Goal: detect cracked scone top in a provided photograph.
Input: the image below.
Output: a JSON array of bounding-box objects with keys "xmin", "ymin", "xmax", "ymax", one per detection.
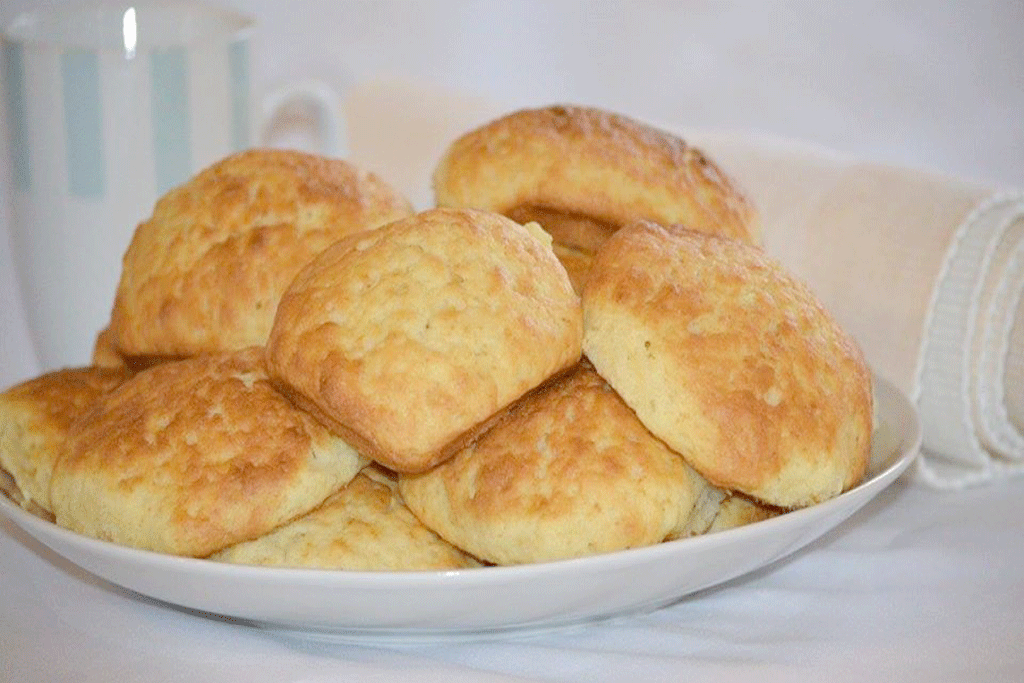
[
  {"xmin": 49, "ymin": 348, "xmax": 366, "ymax": 557},
  {"xmin": 582, "ymin": 221, "xmax": 873, "ymax": 508},
  {"xmin": 108, "ymin": 148, "xmax": 414, "ymax": 359},
  {"xmin": 266, "ymin": 207, "xmax": 583, "ymax": 474}
]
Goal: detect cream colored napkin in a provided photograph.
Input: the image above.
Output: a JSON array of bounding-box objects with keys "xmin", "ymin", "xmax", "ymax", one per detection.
[
  {"xmin": 344, "ymin": 79, "xmax": 509, "ymax": 210},
  {"xmin": 694, "ymin": 134, "xmax": 1024, "ymax": 489},
  {"xmin": 343, "ymin": 80, "xmax": 1024, "ymax": 489}
]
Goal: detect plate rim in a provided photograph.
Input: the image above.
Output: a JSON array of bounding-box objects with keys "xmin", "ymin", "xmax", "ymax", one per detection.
[{"xmin": 0, "ymin": 372, "xmax": 921, "ymax": 637}]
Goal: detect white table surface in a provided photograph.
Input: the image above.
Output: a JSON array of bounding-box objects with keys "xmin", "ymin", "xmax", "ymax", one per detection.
[{"xmin": 2, "ymin": 2, "xmax": 1023, "ymax": 681}]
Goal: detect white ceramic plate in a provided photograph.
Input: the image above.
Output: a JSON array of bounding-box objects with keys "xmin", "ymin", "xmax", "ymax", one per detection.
[{"xmin": 0, "ymin": 374, "xmax": 920, "ymax": 644}]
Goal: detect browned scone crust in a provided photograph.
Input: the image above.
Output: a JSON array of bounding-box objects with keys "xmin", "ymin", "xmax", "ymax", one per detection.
[
  {"xmin": 432, "ymin": 105, "xmax": 760, "ymax": 290},
  {"xmin": 91, "ymin": 326, "xmax": 126, "ymax": 369},
  {"xmin": 266, "ymin": 207, "xmax": 583, "ymax": 474},
  {"xmin": 0, "ymin": 366, "xmax": 131, "ymax": 513},
  {"xmin": 399, "ymin": 361, "xmax": 723, "ymax": 565},
  {"xmin": 49, "ymin": 348, "xmax": 366, "ymax": 557},
  {"xmin": 211, "ymin": 466, "xmax": 480, "ymax": 571},
  {"xmin": 582, "ymin": 222, "xmax": 873, "ymax": 508},
  {"xmin": 108, "ymin": 149, "xmax": 414, "ymax": 358},
  {"xmin": 92, "ymin": 326, "xmax": 175, "ymax": 373}
]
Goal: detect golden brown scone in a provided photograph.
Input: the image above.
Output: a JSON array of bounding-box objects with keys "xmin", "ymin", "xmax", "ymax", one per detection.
[
  {"xmin": 399, "ymin": 361, "xmax": 724, "ymax": 565},
  {"xmin": 211, "ymin": 466, "xmax": 480, "ymax": 571},
  {"xmin": 706, "ymin": 494, "xmax": 781, "ymax": 533},
  {"xmin": 108, "ymin": 149, "xmax": 414, "ymax": 358},
  {"xmin": 0, "ymin": 366, "xmax": 130, "ymax": 513},
  {"xmin": 582, "ymin": 222, "xmax": 873, "ymax": 508},
  {"xmin": 432, "ymin": 105, "xmax": 760, "ymax": 291},
  {"xmin": 49, "ymin": 348, "xmax": 366, "ymax": 557},
  {"xmin": 266, "ymin": 207, "xmax": 583, "ymax": 474}
]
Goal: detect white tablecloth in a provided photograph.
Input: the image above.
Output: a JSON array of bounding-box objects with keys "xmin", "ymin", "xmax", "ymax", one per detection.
[
  {"xmin": 2, "ymin": 2, "xmax": 1023, "ymax": 681},
  {"xmin": 4, "ymin": 476, "xmax": 1022, "ymax": 682}
]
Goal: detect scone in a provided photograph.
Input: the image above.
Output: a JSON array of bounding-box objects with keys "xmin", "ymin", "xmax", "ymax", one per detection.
[
  {"xmin": 266, "ymin": 207, "xmax": 582, "ymax": 473},
  {"xmin": 399, "ymin": 361, "xmax": 724, "ymax": 565},
  {"xmin": 706, "ymin": 495, "xmax": 781, "ymax": 533},
  {"xmin": 91, "ymin": 326, "xmax": 126, "ymax": 369},
  {"xmin": 49, "ymin": 348, "xmax": 366, "ymax": 557},
  {"xmin": 91, "ymin": 326, "xmax": 166, "ymax": 372},
  {"xmin": 432, "ymin": 104, "xmax": 759, "ymax": 291},
  {"xmin": 108, "ymin": 148, "xmax": 414, "ymax": 360},
  {"xmin": 582, "ymin": 221, "xmax": 873, "ymax": 508},
  {"xmin": 0, "ymin": 366, "xmax": 130, "ymax": 513},
  {"xmin": 212, "ymin": 466, "xmax": 480, "ymax": 571}
]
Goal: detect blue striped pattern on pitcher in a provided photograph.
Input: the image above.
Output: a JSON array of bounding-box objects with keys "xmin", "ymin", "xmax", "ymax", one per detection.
[{"xmin": 2, "ymin": 37, "xmax": 252, "ymax": 198}]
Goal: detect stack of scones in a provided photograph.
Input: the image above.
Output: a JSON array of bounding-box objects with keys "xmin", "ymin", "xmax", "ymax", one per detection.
[{"xmin": 0, "ymin": 106, "xmax": 873, "ymax": 569}]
